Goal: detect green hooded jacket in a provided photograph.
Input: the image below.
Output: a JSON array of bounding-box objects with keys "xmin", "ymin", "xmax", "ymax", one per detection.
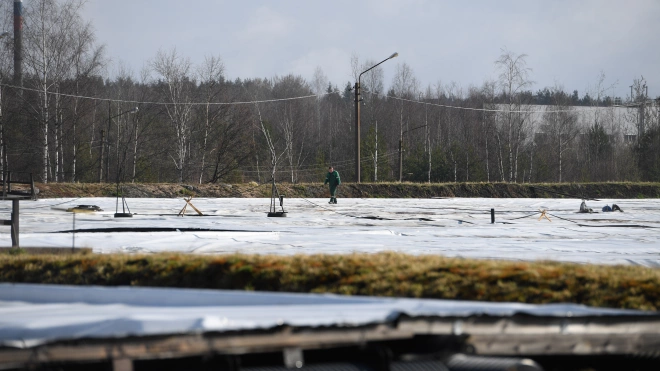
[{"xmin": 324, "ymin": 170, "xmax": 341, "ymax": 187}]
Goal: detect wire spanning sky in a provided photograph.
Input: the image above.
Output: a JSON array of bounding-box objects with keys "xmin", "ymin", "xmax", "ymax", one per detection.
[{"xmin": 81, "ymin": 0, "xmax": 659, "ymax": 99}]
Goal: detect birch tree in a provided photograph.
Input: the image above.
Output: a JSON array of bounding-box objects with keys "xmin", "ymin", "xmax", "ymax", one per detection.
[
  {"xmin": 311, "ymin": 66, "xmax": 327, "ymax": 143},
  {"xmin": 542, "ymin": 87, "xmax": 578, "ymax": 182},
  {"xmin": 196, "ymin": 54, "xmax": 225, "ymax": 183},
  {"xmin": 151, "ymin": 48, "xmax": 193, "ymax": 183},
  {"xmin": 495, "ymin": 48, "xmax": 533, "ymax": 182},
  {"xmin": 66, "ymin": 18, "xmax": 104, "ymax": 182},
  {"xmin": 391, "ymin": 63, "xmax": 418, "ymax": 180},
  {"xmin": 23, "ymin": 0, "xmax": 90, "ymax": 182},
  {"xmin": 358, "ymin": 59, "xmax": 385, "ymax": 181},
  {"xmin": 0, "ymin": 1, "xmax": 13, "ymax": 174},
  {"xmin": 272, "ymin": 74, "xmax": 312, "ymax": 183}
]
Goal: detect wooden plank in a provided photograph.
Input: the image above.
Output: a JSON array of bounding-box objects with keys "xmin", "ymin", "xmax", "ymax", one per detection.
[{"xmin": 0, "ymin": 325, "xmax": 415, "ymax": 366}]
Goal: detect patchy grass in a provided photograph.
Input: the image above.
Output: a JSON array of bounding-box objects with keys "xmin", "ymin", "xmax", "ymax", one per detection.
[{"xmin": 1, "ymin": 252, "xmax": 660, "ymax": 310}]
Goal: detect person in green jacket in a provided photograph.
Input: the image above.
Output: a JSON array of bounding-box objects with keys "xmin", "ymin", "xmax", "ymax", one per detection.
[{"xmin": 324, "ymin": 166, "xmax": 341, "ymax": 204}]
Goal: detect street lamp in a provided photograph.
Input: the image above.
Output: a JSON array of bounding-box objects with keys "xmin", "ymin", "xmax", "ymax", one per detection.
[
  {"xmin": 399, "ymin": 124, "xmax": 426, "ymax": 182},
  {"xmin": 355, "ymin": 52, "xmax": 398, "ymax": 183}
]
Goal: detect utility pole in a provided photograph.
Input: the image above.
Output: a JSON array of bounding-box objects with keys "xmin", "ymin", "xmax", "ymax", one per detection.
[
  {"xmin": 354, "ymin": 81, "xmax": 361, "ymax": 183},
  {"xmin": 106, "ymin": 101, "xmax": 111, "ymax": 182},
  {"xmin": 98, "ymin": 130, "xmax": 104, "ymax": 182},
  {"xmin": 13, "ymin": 0, "xmax": 22, "ymax": 87}
]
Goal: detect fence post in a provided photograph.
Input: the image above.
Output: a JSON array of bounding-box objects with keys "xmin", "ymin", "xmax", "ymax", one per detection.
[{"xmin": 11, "ymin": 199, "xmax": 19, "ymax": 247}]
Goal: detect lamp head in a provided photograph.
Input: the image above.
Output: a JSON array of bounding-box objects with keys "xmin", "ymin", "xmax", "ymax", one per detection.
[{"xmin": 389, "ymin": 52, "xmax": 399, "ymax": 59}]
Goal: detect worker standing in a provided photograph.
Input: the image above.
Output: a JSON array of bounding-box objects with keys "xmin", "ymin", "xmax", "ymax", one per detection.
[{"xmin": 324, "ymin": 166, "xmax": 341, "ymax": 204}]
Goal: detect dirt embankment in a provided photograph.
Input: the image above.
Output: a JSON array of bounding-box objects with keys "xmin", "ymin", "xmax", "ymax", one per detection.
[{"xmin": 33, "ymin": 182, "xmax": 660, "ymax": 199}]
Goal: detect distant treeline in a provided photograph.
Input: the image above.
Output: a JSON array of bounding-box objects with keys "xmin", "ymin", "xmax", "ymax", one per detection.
[{"xmin": 0, "ymin": 0, "xmax": 659, "ymax": 185}]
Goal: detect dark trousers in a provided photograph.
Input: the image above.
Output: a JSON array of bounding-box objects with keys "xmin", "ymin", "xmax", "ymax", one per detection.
[{"xmin": 329, "ymin": 185, "xmax": 337, "ymax": 197}]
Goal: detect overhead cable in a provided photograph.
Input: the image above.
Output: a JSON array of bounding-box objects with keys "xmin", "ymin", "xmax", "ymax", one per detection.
[{"xmin": 0, "ymin": 83, "xmax": 327, "ymax": 106}]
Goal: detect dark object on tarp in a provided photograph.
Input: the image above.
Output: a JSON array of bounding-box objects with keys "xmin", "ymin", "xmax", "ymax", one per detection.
[
  {"xmin": 579, "ymin": 200, "xmax": 593, "ymax": 213},
  {"xmin": 602, "ymin": 204, "xmax": 624, "ymax": 212},
  {"xmin": 67, "ymin": 205, "xmax": 103, "ymax": 213}
]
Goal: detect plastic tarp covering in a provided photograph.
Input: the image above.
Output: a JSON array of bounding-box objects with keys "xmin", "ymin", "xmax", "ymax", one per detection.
[
  {"xmin": 1, "ymin": 197, "xmax": 659, "ymax": 266},
  {"xmin": 1, "ymin": 283, "xmax": 656, "ymax": 349}
]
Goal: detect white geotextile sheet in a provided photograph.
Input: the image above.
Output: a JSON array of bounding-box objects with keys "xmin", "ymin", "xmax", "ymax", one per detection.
[
  {"xmin": 0, "ymin": 283, "xmax": 654, "ymax": 349},
  {"xmin": 0, "ymin": 197, "xmax": 659, "ymax": 265},
  {"xmin": 0, "ymin": 198, "xmax": 660, "ymax": 267}
]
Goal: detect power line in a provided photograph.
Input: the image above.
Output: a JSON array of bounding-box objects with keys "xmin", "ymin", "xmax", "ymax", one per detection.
[
  {"xmin": 1, "ymin": 82, "xmax": 621, "ymax": 114},
  {"xmin": 0, "ymin": 83, "xmax": 328, "ymax": 106},
  {"xmin": 376, "ymin": 92, "xmax": 620, "ymax": 114}
]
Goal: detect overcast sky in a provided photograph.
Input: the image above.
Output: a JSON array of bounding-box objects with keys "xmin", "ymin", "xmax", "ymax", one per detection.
[{"xmin": 81, "ymin": 0, "xmax": 659, "ymax": 99}]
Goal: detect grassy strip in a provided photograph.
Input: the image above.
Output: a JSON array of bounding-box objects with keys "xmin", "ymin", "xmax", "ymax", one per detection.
[
  {"xmin": 1, "ymin": 252, "xmax": 659, "ymax": 310},
  {"xmin": 33, "ymin": 181, "xmax": 660, "ymax": 199}
]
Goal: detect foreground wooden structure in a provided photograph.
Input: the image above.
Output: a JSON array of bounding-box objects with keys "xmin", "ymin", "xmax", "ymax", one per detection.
[
  {"xmin": 1, "ymin": 311, "xmax": 659, "ymax": 370},
  {"xmin": 1, "ymin": 172, "xmax": 37, "ymax": 247}
]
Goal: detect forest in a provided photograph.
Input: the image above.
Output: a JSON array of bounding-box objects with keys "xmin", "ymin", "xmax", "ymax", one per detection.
[{"xmin": 0, "ymin": 0, "xmax": 659, "ymax": 185}]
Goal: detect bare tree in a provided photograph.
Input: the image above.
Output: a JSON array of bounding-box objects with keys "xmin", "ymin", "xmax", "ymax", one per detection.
[
  {"xmin": 391, "ymin": 62, "xmax": 419, "ymax": 180},
  {"xmin": 23, "ymin": 0, "xmax": 91, "ymax": 182},
  {"xmin": 480, "ymin": 80, "xmax": 497, "ymax": 182},
  {"xmin": 358, "ymin": 58, "xmax": 385, "ymax": 181},
  {"xmin": 272, "ymin": 74, "xmax": 313, "ymax": 183},
  {"xmin": 495, "ymin": 48, "xmax": 533, "ymax": 182},
  {"xmin": 151, "ymin": 47, "xmax": 193, "ymax": 183},
  {"xmin": 542, "ymin": 86, "xmax": 578, "ymax": 182},
  {"xmin": 67, "ymin": 20, "xmax": 105, "ymax": 181},
  {"xmin": 311, "ymin": 66, "xmax": 328, "ymax": 143},
  {"xmin": 246, "ymin": 82, "xmax": 288, "ymax": 184},
  {"xmin": 0, "ymin": 1, "xmax": 14, "ymax": 175},
  {"xmin": 196, "ymin": 54, "xmax": 225, "ymax": 183}
]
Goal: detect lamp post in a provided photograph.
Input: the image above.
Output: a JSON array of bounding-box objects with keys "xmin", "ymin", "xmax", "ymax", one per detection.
[
  {"xmin": 355, "ymin": 52, "xmax": 398, "ymax": 183},
  {"xmin": 399, "ymin": 124, "xmax": 426, "ymax": 182}
]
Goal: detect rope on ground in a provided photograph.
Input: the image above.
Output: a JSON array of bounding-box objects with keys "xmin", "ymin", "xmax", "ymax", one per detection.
[
  {"xmin": 545, "ymin": 212, "xmax": 579, "ymax": 223},
  {"xmin": 504, "ymin": 211, "xmax": 542, "ymax": 221}
]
